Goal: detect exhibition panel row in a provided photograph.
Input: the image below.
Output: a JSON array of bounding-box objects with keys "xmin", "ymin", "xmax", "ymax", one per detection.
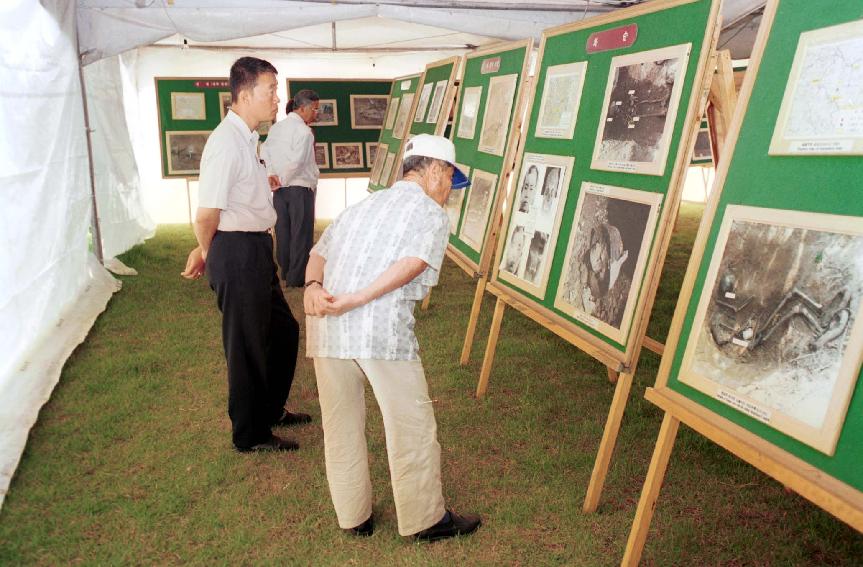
[
  {"xmin": 155, "ymin": 77, "xmax": 392, "ymax": 178},
  {"xmin": 625, "ymin": 2, "xmax": 862, "ymax": 562}
]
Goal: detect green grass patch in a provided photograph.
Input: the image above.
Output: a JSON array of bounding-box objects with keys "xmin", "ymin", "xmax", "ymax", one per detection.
[{"xmin": 1, "ymin": 205, "xmax": 861, "ymax": 565}]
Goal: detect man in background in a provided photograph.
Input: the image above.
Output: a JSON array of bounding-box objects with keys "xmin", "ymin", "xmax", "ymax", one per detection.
[
  {"xmin": 303, "ymin": 134, "xmax": 481, "ymax": 541},
  {"xmin": 181, "ymin": 57, "xmax": 309, "ymax": 453},
  {"xmin": 261, "ymin": 89, "xmax": 320, "ymax": 287}
]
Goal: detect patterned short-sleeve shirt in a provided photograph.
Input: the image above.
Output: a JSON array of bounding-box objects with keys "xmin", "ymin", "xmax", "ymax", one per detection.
[{"xmin": 306, "ymin": 181, "xmax": 450, "ymax": 361}]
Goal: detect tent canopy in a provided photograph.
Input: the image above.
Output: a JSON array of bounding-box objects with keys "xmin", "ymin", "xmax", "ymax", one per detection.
[{"xmin": 78, "ymin": 0, "xmax": 766, "ymax": 64}]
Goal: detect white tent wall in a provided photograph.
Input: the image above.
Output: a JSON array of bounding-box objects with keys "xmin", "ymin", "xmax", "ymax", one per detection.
[
  {"xmin": 83, "ymin": 55, "xmax": 156, "ymax": 259},
  {"xmin": 0, "ymin": 0, "xmax": 119, "ymax": 506},
  {"xmin": 126, "ymin": 45, "xmax": 469, "ymax": 223}
]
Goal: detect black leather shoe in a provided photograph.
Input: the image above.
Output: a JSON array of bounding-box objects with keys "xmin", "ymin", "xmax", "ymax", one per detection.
[
  {"xmin": 413, "ymin": 510, "xmax": 481, "ymax": 542},
  {"xmin": 235, "ymin": 434, "xmax": 299, "ymax": 453},
  {"xmin": 275, "ymin": 411, "xmax": 312, "ymax": 427},
  {"xmin": 344, "ymin": 514, "xmax": 374, "ymax": 537}
]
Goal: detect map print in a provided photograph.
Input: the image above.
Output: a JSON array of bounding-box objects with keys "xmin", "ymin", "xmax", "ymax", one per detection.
[{"xmin": 770, "ymin": 20, "xmax": 863, "ymax": 155}]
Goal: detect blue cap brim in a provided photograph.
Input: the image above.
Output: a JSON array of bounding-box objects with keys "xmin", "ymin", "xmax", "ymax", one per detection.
[{"xmin": 451, "ymin": 166, "xmax": 470, "ymax": 189}]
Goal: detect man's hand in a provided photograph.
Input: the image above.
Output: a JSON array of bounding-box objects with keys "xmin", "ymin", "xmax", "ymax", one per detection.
[
  {"xmin": 304, "ymin": 284, "xmax": 334, "ymax": 316},
  {"xmin": 181, "ymin": 246, "xmax": 206, "ymax": 279},
  {"xmin": 268, "ymin": 175, "xmax": 281, "ymax": 192},
  {"xmin": 321, "ymin": 292, "xmax": 367, "ymax": 317}
]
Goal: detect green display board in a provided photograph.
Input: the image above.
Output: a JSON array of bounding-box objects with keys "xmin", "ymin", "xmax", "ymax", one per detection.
[
  {"xmin": 661, "ymin": 0, "xmax": 863, "ymax": 490},
  {"xmin": 155, "ymin": 77, "xmax": 235, "ymax": 179},
  {"xmin": 446, "ymin": 40, "xmax": 532, "ymax": 274},
  {"xmin": 286, "ymin": 78, "xmax": 392, "ymax": 178},
  {"xmin": 408, "ymin": 56, "xmax": 460, "ymax": 139},
  {"xmin": 367, "ymin": 73, "xmax": 421, "ymax": 191},
  {"xmin": 490, "ymin": 0, "xmax": 719, "ymax": 365}
]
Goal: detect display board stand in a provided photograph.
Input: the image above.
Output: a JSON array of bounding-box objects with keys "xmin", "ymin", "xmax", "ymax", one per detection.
[
  {"xmin": 473, "ymin": 0, "xmax": 722, "ymax": 515},
  {"xmin": 623, "ymin": 1, "xmax": 863, "ymax": 564},
  {"xmin": 367, "ymin": 73, "xmax": 422, "ymax": 192}
]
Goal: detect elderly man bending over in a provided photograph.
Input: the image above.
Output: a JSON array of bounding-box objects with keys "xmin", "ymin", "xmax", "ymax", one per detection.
[{"xmin": 303, "ymin": 134, "xmax": 481, "ymax": 541}]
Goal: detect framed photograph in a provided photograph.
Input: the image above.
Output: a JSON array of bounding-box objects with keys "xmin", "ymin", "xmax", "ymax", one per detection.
[
  {"xmin": 498, "ymin": 152, "xmax": 574, "ymax": 298},
  {"xmin": 413, "ymin": 82, "xmax": 434, "ymax": 123},
  {"xmin": 218, "ymin": 92, "xmax": 232, "ymax": 120},
  {"xmin": 365, "ymin": 142, "xmax": 378, "ymax": 168},
  {"xmin": 591, "ymin": 43, "xmax": 691, "ymax": 176},
  {"xmin": 458, "ymin": 169, "xmax": 498, "ymax": 251},
  {"xmin": 379, "ymin": 151, "xmax": 397, "ymax": 186},
  {"xmin": 384, "ymin": 97, "xmax": 400, "ymax": 131},
  {"xmin": 392, "ymin": 92, "xmax": 415, "ymax": 139},
  {"xmin": 425, "ymin": 80, "xmax": 449, "ymax": 124},
  {"xmin": 311, "ymin": 99, "xmax": 338, "ymax": 127},
  {"xmin": 314, "ymin": 142, "xmax": 330, "ymax": 169},
  {"xmin": 332, "ymin": 142, "xmax": 364, "ymax": 169},
  {"xmin": 369, "ymin": 143, "xmax": 388, "ymax": 184},
  {"xmin": 769, "ymin": 19, "xmax": 863, "ymax": 156},
  {"xmin": 691, "ymin": 127, "xmax": 713, "ymax": 164},
  {"xmin": 478, "ymin": 73, "xmax": 519, "ymax": 156},
  {"xmin": 445, "ymin": 162, "xmax": 471, "ymax": 235},
  {"xmin": 535, "ymin": 61, "xmax": 588, "ymax": 139},
  {"xmin": 554, "ymin": 182, "xmax": 663, "ymax": 344},
  {"xmin": 456, "ymin": 86, "xmax": 483, "ymax": 140},
  {"xmin": 679, "ymin": 205, "xmax": 863, "ymax": 455},
  {"xmin": 350, "ymin": 94, "xmax": 389, "ymax": 129},
  {"xmin": 165, "ymin": 130, "xmax": 211, "ymax": 176},
  {"xmin": 170, "ymin": 92, "xmax": 206, "ymax": 121}
]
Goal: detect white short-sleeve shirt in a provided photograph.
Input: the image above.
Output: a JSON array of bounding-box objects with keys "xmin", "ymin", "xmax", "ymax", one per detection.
[
  {"xmin": 197, "ymin": 110, "xmax": 277, "ymax": 232},
  {"xmin": 306, "ymin": 181, "xmax": 450, "ymax": 361}
]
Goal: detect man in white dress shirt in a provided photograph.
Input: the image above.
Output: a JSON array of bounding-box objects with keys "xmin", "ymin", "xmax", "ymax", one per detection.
[
  {"xmin": 261, "ymin": 90, "xmax": 320, "ymax": 287},
  {"xmin": 181, "ymin": 57, "xmax": 309, "ymax": 453},
  {"xmin": 303, "ymin": 135, "xmax": 481, "ymax": 541}
]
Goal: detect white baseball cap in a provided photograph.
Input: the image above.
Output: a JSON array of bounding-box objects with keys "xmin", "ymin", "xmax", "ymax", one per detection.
[{"xmin": 402, "ymin": 134, "xmax": 470, "ymax": 189}]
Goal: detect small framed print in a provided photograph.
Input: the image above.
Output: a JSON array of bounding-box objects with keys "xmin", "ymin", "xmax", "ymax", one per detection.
[
  {"xmin": 369, "ymin": 142, "xmax": 389, "ymax": 184},
  {"xmin": 365, "ymin": 142, "xmax": 378, "ymax": 168},
  {"xmin": 311, "ymin": 99, "xmax": 338, "ymax": 127},
  {"xmin": 350, "ymin": 94, "xmax": 389, "ymax": 129},
  {"xmin": 314, "ymin": 142, "xmax": 330, "ymax": 169},
  {"xmin": 166, "ymin": 130, "xmax": 211, "ymax": 176},
  {"xmin": 691, "ymin": 127, "xmax": 713, "ymax": 164},
  {"xmin": 170, "ymin": 92, "xmax": 206, "ymax": 121},
  {"xmin": 218, "ymin": 92, "xmax": 232, "ymax": 120},
  {"xmin": 332, "ymin": 142, "xmax": 364, "ymax": 169},
  {"xmin": 384, "ymin": 97, "xmax": 400, "ymax": 130}
]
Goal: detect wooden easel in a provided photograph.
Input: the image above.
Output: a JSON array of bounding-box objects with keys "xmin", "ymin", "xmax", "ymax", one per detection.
[
  {"xmin": 474, "ymin": 0, "xmax": 723, "ymax": 514},
  {"xmin": 622, "ymin": 2, "xmax": 863, "ymax": 563}
]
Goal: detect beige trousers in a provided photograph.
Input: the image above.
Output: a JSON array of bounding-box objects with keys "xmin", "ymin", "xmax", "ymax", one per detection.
[{"xmin": 313, "ymin": 357, "xmax": 446, "ymax": 536}]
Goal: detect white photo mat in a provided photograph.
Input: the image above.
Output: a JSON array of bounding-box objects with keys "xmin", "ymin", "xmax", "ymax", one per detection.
[{"xmin": 679, "ymin": 204, "xmax": 863, "ymax": 455}]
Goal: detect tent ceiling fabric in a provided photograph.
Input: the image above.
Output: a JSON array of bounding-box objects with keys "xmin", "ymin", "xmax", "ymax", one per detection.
[{"xmin": 78, "ymin": 0, "xmax": 765, "ymax": 65}]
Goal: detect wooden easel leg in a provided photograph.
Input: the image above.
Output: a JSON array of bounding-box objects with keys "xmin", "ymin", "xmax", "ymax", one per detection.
[
  {"xmin": 460, "ymin": 275, "xmax": 488, "ymax": 365},
  {"xmin": 607, "ymin": 367, "xmax": 619, "ymax": 384},
  {"xmin": 584, "ymin": 370, "xmax": 634, "ymax": 512},
  {"xmin": 421, "ymin": 291, "xmax": 431, "ymax": 311},
  {"xmin": 621, "ymin": 413, "xmax": 680, "ymax": 567},
  {"xmin": 475, "ymin": 297, "xmax": 505, "ymax": 398}
]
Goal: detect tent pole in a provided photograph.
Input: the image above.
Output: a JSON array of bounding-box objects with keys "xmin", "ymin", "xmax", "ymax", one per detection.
[{"xmin": 76, "ymin": 48, "xmax": 105, "ymax": 265}]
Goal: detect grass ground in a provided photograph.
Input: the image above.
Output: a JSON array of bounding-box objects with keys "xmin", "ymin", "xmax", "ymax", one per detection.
[{"xmin": 1, "ymin": 203, "xmax": 861, "ymax": 565}]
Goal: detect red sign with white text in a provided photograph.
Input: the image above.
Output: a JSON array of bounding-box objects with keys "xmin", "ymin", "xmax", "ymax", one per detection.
[{"xmin": 586, "ymin": 24, "xmax": 638, "ymax": 53}]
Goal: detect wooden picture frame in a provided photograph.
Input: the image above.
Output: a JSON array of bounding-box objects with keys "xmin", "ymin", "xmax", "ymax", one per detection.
[
  {"xmin": 590, "ymin": 43, "xmax": 692, "ymax": 176},
  {"xmin": 332, "ymin": 142, "xmax": 364, "ymax": 169},
  {"xmin": 553, "ymin": 183, "xmax": 664, "ymax": 345},
  {"xmin": 445, "ymin": 162, "xmax": 471, "ymax": 235},
  {"xmin": 311, "ymin": 99, "xmax": 338, "ymax": 127},
  {"xmin": 413, "ymin": 82, "xmax": 434, "ymax": 123},
  {"xmin": 457, "ymin": 168, "xmax": 499, "ymax": 253},
  {"xmin": 369, "ymin": 142, "xmax": 388, "ymax": 184},
  {"xmin": 170, "ymin": 92, "xmax": 206, "ymax": 121},
  {"xmin": 535, "ymin": 61, "xmax": 588, "ymax": 140},
  {"xmin": 165, "ymin": 130, "xmax": 211, "ymax": 176},
  {"xmin": 678, "ymin": 204, "xmax": 863, "ymax": 455},
  {"xmin": 496, "ymin": 152, "xmax": 575, "ymax": 298},
  {"xmin": 365, "ymin": 142, "xmax": 378, "ymax": 168},
  {"xmin": 314, "ymin": 142, "xmax": 330, "ymax": 169},
  {"xmin": 768, "ymin": 19, "xmax": 863, "ymax": 156},
  {"xmin": 477, "ymin": 73, "xmax": 520, "ymax": 156},
  {"xmin": 456, "ymin": 86, "xmax": 483, "ymax": 140},
  {"xmin": 350, "ymin": 94, "xmax": 389, "ymax": 129}
]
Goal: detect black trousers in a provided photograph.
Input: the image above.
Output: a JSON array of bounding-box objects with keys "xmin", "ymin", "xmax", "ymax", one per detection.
[
  {"xmin": 206, "ymin": 231, "xmax": 299, "ymax": 448},
  {"xmin": 273, "ymin": 186, "xmax": 315, "ymax": 286}
]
